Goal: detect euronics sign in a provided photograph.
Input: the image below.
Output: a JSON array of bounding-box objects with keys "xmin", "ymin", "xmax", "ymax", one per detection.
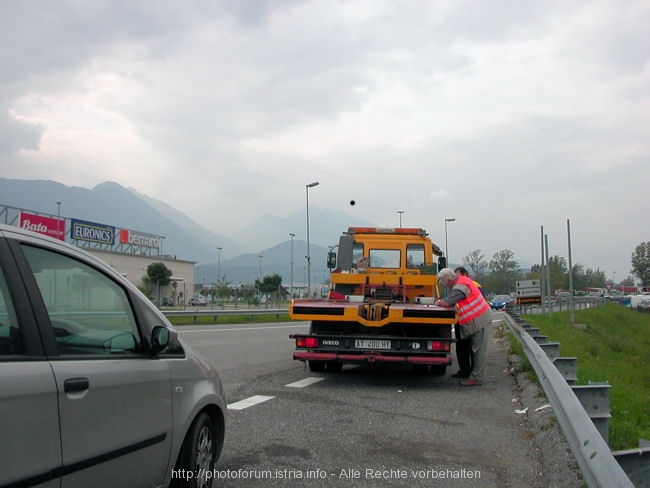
[{"xmin": 71, "ymin": 219, "xmax": 116, "ymax": 245}]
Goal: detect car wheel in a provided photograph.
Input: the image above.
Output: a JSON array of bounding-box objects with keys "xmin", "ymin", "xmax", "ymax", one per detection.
[{"xmin": 177, "ymin": 413, "xmax": 220, "ymax": 488}]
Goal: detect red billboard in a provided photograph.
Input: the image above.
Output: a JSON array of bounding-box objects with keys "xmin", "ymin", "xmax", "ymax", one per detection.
[{"xmin": 19, "ymin": 212, "xmax": 65, "ymax": 241}]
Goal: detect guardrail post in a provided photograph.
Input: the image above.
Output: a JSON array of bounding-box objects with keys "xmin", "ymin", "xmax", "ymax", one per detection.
[
  {"xmin": 571, "ymin": 382, "xmax": 611, "ymax": 444},
  {"xmin": 538, "ymin": 342, "xmax": 561, "ymax": 360},
  {"xmin": 612, "ymin": 443, "xmax": 650, "ymax": 487},
  {"xmin": 553, "ymin": 357, "xmax": 578, "ymax": 384},
  {"xmin": 533, "ymin": 335, "xmax": 548, "ymax": 344}
]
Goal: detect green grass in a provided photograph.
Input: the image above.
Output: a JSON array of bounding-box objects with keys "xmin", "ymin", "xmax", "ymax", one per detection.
[
  {"xmin": 520, "ymin": 303, "xmax": 650, "ymax": 450},
  {"xmin": 167, "ymin": 313, "xmax": 290, "ymax": 326}
]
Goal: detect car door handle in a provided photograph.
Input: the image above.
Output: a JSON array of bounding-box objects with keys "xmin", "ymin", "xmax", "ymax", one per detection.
[{"xmin": 64, "ymin": 377, "xmax": 90, "ymax": 393}]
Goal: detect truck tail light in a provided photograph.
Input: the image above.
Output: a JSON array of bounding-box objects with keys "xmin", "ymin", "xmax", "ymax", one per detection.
[
  {"xmin": 427, "ymin": 341, "xmax": 450, "ymax": 352},
  {"xmin": 296, "ymin": 337, "xmax": 319, "ymax": 348}
]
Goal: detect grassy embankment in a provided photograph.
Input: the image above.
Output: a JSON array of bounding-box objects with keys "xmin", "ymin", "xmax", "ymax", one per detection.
[{"xmin": 513, "ymin": 302, "xmax": 649, "ymax": 451}]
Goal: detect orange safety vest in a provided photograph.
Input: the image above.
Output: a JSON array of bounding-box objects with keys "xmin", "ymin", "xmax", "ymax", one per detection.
[{"xmin": 456, "ymin": 275, "xmax": 490, "ymax": 325}]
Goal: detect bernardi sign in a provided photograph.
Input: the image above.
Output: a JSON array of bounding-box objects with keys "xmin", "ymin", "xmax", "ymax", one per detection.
[
  {"xmin": 71, "ymin": 218, "xmax": 115, "ymax": 245},
  {"xmin": 119, "ymin": 229, "xmax": 162, "ymax": 249},
  {"xmin": 19, "ymin": 212, "xmax": 65, "ymax": 241}
]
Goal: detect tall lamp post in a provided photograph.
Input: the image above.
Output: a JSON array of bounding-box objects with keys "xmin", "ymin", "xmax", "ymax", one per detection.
[
  {"xmin": 306, "ymin": 181, "xmax": 319, "ymax": 298},
  {"xmin": 258, "ymin": 254, "xmax": 263, "ymax": 301},
  {"xmin": 444, "ymin": 218, "xmax": 455, "ymax": 264},
  {"xmin": 56, "ymin": 201, "xmax": 63, "ymax": 240},
  {"xmin": 289, "ymin": 233, "xmax": 295, "ymax": 299},
  {"xmin": 397, "ymin": 210, "xmax": 404, "ymax": 228},
  {"xmin": 215, "ymin": 246, "xmax": 222, "ymax": 307}
]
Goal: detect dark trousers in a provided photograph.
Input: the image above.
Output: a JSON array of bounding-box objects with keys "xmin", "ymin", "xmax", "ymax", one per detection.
[{"xmin": 454, "ymin": 324, "xmax": 473, "ymax": 376}]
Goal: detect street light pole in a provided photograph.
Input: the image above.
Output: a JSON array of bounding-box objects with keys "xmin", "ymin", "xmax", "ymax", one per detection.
[
  {"xmin": 289, "ymin": 233, "xmax": 295, "ymax": 299},
  {"xmin": 397, "ymin": 210, "xmax": 404, "ymax": 228},
  {"xmin": 306, "ymin": 181, "xmax": 319, "ymax": 298},
  {"xmin": 56, "ymin": 201, "xmax": 63, "ymax": 240},
  {"xmin": 215, "ymin": 246, "xmax": 222, "ymax": 307},
  {"xmin": 444, "ymin": 218, "xmax": 455, "ymax": 265},
  {"xmin": 258, "ymin": 254, "xmax": 263, "ymax": 301},
  {"xmin": 216, "ymin": 247, "xmax": 222, "ymax": 282}
]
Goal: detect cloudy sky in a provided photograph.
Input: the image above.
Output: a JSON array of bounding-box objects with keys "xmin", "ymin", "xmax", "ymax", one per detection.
[{"xmin": 1, "ymin": 0, "xmax": 648, "ymax": 280}]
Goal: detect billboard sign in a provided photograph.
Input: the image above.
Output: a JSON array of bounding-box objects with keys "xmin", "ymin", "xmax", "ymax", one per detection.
[
  {"xmin": 119, "ymin": 229, "xmax": 162, "ymax": 249},
  {"xmin": 71, "ymin": 219, "xmax": 115, "ymax": 245},
  {"xmin": 19, "ymin": 212, "xmax": 65, "ymax": 241}
]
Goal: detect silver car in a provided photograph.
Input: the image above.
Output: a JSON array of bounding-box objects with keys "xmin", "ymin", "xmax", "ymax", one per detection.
[{"xmin": 0, "ymin": 224, "xmax": 226, "ymax": 488}]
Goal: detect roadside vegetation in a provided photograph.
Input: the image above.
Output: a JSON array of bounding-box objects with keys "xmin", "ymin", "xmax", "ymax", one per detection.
[
  {"xmin": 168, "ymin": 312, "xmax": 290, "ymax": 326},
  {"xmin": 517, "ymin": 302, "xmax": 649, "ymax": 451}
]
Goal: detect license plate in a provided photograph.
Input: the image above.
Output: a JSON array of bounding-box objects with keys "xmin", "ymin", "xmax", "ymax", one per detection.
[{"xmin": 355, "ymin": 339, "xmax": 391, "ymax": 350}]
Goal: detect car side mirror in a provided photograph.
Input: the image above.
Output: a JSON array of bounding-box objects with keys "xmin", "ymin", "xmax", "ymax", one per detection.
[
  {"xmin": 438, "ymin": 257, "xmax": 447, "ymax": 270},
  {"xmin": 151, "ymin": 326, "xmax": 176, "ymax": 354}
]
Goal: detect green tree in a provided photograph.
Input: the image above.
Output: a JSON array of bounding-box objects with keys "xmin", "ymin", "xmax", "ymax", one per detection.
[
  {"xmin": 631, "ymin": 241, "xmax": 650, "ymax": 286},
  {"xmin": 485, "ymin": 249, "xmax": 521, "ymax": 294},
  {"xmin": 462, "ymin": 249, "xmax": 488, "ymax": 283},
  {"xmin": 583, "ymin": 268, "xmax": 607, "ymax": 289},
  {"xmin": 571, "ymin": 264, "xmax": 587, "ymax": 291},
  {"xmin": 144, "ymin": 262, "xmax": 173, "ymax": 286},
  {"xmin": 547, "ymin": 255, "xmax": 568, "ymax": 293},
  {"xmin": 256, "ymin": 273, "xmax": 283, "ymax": 295},
  {"xmin": 141, "ymin": 262, "xmax": 173, "ymax": 300},
  {"xmin": 213, "ymin": 276, "xmax": 233, "ymax": 304}
]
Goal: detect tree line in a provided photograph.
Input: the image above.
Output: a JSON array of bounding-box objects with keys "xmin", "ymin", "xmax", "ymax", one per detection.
[
  {"xmin": 140, "ymin": 241, "xmax": 650, "ymax": 302},
  {"xmin": 461, "ymin": 241, "xmax": 650, "ymax": 296}
]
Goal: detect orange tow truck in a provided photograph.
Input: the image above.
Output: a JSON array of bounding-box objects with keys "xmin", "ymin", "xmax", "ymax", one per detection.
[{"xmin": 289, "ymin": 227, "xmax": 456, "ymax": 373}]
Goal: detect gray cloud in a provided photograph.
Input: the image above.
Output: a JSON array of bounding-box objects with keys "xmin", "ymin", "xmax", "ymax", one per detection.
[{"xmin": 0, "ymin": 0, "xmax": 648, "ymax": 277}]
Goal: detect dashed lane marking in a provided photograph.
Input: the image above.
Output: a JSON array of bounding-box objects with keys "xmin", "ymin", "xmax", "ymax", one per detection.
[
  {"xmin": 227, "ymin": 395, "xmax": 274, "ymax": 411},
  {"xmin": 227, "ymin": 377, "xmax": 325, "ymax": 410},
  {"xmin": 285, "ymin": 377, "xmax": 325, "ymax": 388}
]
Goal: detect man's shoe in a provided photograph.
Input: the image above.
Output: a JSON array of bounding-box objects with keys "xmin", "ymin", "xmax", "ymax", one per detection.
[{"xmin": 460, "ymin": 378, "xmax": 481, "ymax": 386}]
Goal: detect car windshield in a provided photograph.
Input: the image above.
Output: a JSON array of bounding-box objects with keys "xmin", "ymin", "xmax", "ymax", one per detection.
[{"xmin": 492, "ymin": 295, "xmax": 509, "ymax": 301}]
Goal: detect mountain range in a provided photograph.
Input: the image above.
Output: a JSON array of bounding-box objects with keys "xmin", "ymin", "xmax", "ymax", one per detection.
[{"xmin": 0, "ymin": 178, "xmax": 377, "ymax": 285}]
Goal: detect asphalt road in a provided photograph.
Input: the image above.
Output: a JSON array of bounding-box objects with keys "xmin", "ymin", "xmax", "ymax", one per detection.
[{"xmin": 177, "ymin": 315, "xmax": 565, "ymax": 487}]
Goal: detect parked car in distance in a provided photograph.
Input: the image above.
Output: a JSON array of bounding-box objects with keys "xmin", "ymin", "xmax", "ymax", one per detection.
[
  {"xmin": 489, "ymin": 294, "xmax": 513, "ymax": 310},
  {"xmin": 556, "ymin": 291, "xmax": 572, "ymax": 302},
  {"xmin": 0, "ymin": 224, "xmax": 226, "ymax": 488},
  {"xmin": 189, "ymin": 296, "xmax": 208, "ymax": 306},
  {"xmin": 152, "ymin": 296, "xmax": 174, "ymax": 307}
]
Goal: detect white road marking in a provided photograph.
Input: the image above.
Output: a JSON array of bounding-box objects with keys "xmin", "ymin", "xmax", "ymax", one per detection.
[
  {"xmin": 227, "ymin": 395, "xmax": 274, "ymax": 411},
  {"xmin": 285, "ymin": 377, "xmax": 325, "ymax": 388}
]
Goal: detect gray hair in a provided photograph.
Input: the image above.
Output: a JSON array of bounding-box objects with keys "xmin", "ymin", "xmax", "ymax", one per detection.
[{"xmin": 438, "ymin": 268, "xmax": 457, "ymax": 286}]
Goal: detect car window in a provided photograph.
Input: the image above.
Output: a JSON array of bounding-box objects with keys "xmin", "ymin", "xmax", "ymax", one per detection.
[
  {"xmin": 21, "ymin": 244, "xmax": 142, "ymax": 356},
  {"xmin": 406, "ymin": 244, "xmax": 424, "ymax": 268},
  {"xmin": 369, "ymin": 249, "xmax": 400, "ymax": 269},
  {"xmin": 0, "ymin": 265, "xmax": 24, "ymax": 356}
]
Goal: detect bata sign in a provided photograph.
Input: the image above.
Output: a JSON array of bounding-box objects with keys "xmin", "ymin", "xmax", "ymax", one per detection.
[
  {"xmin": 71, "ymin": 219, "xmax": 115, "ymax": 245},
  {"xmin": 120, "ymin": 229, "xmax": 161, "ymax": 249},
  {"xmin": 19, "ymin": 212, "xmax": 65, "ymax": 241}
]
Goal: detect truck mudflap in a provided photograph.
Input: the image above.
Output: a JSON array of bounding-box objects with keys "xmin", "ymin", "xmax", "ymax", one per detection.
[{"xmin": 293, "ymin": 351, "xmax": 451, "ymax": 365}]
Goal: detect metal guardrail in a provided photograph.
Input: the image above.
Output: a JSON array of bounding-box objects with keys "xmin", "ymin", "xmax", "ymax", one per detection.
[
  {"xmin": 501, "ymin": 311, "xmax": 635, "ymax": 488},
  {"xmin": 162, "ymin": 308, "xmax": 289, "ymax": 324},
  {"xmin": 513, "ymin": 297, "xmax": 605, "ymax": 315}
]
